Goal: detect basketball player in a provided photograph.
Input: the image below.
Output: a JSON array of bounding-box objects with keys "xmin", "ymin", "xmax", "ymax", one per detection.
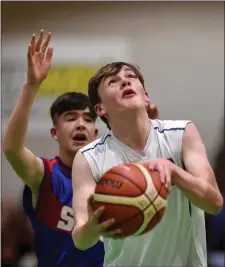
[
  {"xmin": 71, "ymin": 62, "xmax": 224, "ymax": 266},
  {"xmin": 3, "ymin": 30, "xmax": 104, "ymax": 267},
  {"xmin": 3, "ymin": 31, "xmax": 159, "ymax": 267}
]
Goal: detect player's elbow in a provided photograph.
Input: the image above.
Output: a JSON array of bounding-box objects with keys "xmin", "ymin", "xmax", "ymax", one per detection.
[
  {"xmin": 206, "ymin": 185, "xmax": 224, "ymax": 215},
  {"xmin": 3, "ymin": 140, "xmax": 13, "ymax": 155},
  {"xmin": 3, "ymin": 139, "xmax": 21, "ymax": 157},
  {"xmin": 3, "ymin": 147, "xmax": 18, "ymax": 162},
  {"xmin": 211, "ymin": 193, "xmax": 224, "ymax": 215}
]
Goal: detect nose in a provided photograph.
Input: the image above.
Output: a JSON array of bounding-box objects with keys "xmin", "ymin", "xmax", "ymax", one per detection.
[
  {"xmin": 121, "ymin": 78, "xmax": 131, "ymax": 89},
  {"xmin": 75, "ymin": 117, "xmax": 86, "ymax": 130}
]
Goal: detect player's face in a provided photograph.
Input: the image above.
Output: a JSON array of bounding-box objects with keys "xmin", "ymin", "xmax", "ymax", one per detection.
[
  {"xmin": 96, "ymin": 65, "xmax": 149, "ymax": 118},
  {"xmin": 51, "ymin": 107, "xmax": 97, "ymax": 155}
]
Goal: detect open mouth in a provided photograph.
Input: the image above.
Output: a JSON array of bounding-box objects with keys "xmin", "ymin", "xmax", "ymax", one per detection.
[
  {"xmin": 122, "ymin": 88, "xmax": 136, "ymax": 98},
  {"xmin": 73, "ymin": 133, "xmax": 87, "ymax": 142}
]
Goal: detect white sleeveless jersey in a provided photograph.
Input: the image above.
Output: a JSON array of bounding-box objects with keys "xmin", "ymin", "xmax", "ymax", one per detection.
[{"xmin": 80, "ymin": 120, "xmax": 207, "ymax": 267}]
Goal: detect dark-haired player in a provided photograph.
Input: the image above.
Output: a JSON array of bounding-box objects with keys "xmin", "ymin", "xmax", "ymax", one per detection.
[{"xmin": 3, "ymin": 30, "xmax": 103, "ymax": 267}]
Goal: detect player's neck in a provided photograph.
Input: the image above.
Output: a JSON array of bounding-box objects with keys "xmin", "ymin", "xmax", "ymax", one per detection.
[
  {"xmin": 111, "ymin": 109, "xmax": 150, "ymax": 153},
  {"xmin": 58, "ymin": 149, "xmax": 75, "ymax": 168}
]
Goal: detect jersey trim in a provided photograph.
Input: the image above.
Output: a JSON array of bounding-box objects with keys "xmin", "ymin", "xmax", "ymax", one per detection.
[
  {"xmin": 55, "ymin": 156, "xmax": 72, "ymax": 177},
  {"xmin": 81, "ymin": 133, "xmax": 111, "ymax": 154},
  {"xmin": 154, "ymin": 126, "xmax": 185, "ymax": 133}
]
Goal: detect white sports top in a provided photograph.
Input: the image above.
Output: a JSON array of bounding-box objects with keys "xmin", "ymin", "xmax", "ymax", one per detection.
[{"xmin": 80, "ymin": 120, "xmax": 207, "ymax": 267}]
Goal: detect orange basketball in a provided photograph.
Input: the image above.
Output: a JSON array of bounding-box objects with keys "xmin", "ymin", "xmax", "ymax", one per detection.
[{"xmin": 93, "ymin": 162, "xmax": 170, "ymax": 238}]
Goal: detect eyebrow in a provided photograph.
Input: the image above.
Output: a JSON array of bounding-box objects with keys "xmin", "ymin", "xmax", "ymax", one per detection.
[
  {"xmin": 83, "ymin": 111, "xmax": 93, "ymax": 117},
  {"xmin": 63, "ymin": 111, "xmax": 77, "ymax": 116}
]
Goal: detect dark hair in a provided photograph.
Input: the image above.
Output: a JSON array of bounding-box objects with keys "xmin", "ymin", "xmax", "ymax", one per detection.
[
  {"xmin": 50, "ymin": 92, "xmax": 97, "ymax": 124},
  {"xmin": 88, "ymin": 62, "xmax": 145, "ymax": 129}
]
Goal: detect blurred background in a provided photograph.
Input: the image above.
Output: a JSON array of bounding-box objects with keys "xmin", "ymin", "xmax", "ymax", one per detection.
[{"xmin": 1, "ymin": 1, "xmax": 224, "ymax": 267}]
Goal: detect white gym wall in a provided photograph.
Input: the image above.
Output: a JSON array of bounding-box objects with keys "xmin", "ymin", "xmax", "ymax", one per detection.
[{"xmin": 2, "ymin": 1, "xmax": 224, "ymax": 201}]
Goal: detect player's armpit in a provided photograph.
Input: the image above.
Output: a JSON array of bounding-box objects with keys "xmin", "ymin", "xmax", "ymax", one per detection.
[
  {"xmin": 171, "ymin": 122, "xmax": 223, "ymax": 215},
  {"xmin": 4, "ymin": 146, "xmax": 44, "ymax": 194}
]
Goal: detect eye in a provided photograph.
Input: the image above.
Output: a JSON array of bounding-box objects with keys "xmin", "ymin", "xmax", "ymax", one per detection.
[
  {"xmin": 67, "ymin": 117, "xmax": 76, "ymax": 122},
  {"xmin": 85, "ymin": 118, "xmax": 93, "ymax": 123},
  {"xmin": 108, "ymin": 79, "xmax": 117, "ymax": 85},
  {"xmin": 128, "ymin": 73, "xmax": 136, "ymax": 78}
]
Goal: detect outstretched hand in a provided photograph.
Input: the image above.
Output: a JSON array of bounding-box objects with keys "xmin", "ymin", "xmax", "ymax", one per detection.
[{"xmin": 27, "ymin": 29, "xmax": 53, "ymax": 86}]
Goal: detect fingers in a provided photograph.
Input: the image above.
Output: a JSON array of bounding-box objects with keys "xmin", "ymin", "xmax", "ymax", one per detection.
[
  {"xmin": 35, "ymin": 29, "xmax": 44, "ymax": 52},
  {"xmin": 46, "ymin": 47, "xmax": 53, "ymax": 63},
  {"xmin": 99, "ymin": 218, "xmax": 115, "ymax": 230},
  {"xmin": 30, "ymin": 34, "xmax": 36, "ymax": 55},
  {"xmin": 90, "ymin": 206, "xmax": 124, "ymax": 238},
  {"xmin": 164, "ymin": 167, "xmax": 171, "ymax": 190},
  {"xmin": 27, "ymin": 44, "xmax": 33, "ymax": 65},
  {"xmin": 91, "ymin": 206, "xmax": 117, "ymax": 231},
  {"xmin": 88, "ymin": 194, "xmax": 94, "ymax": 204},
  {"xmin": 103, "ymin": 228, "xmax": 123, "ymax": 237},
  {"xmin": 91, "ymin": 206, "xmax": 105, "ymax": 220},
  {"xmin": 41, "ymin": 32, "xmax": 51, "ymax": 54},
  {"xmin": 28, "ymin": 30, "xmax": 51, "ymax": 57},
  {"xmin": 87, "ymin": 194, "xmax": 94, "ymax": 214},
  {"xmin": 149, "ymin": 162, "xmax": 166, "ymax": 185},
  {"xmin": 149, "ymin": 104, "xmax": 160, "ymax": 119}
]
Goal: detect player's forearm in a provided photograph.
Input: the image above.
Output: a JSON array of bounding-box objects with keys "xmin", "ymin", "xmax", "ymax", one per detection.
[
  {"xmin": 72, "ymin": 225, "xmax": 100, "ymax": 250},
  {"xmin": 3, "ymin": 82, "xmax": 39, "ymax": 153},
  {"xmin": 171, "ymin": 165, "xmax": 223, "ymax": 215}
]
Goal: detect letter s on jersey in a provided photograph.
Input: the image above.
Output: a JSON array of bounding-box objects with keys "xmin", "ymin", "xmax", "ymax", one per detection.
[{"xmin": 57, "ymin": 206, "xmax": 74, "ymax": 232}]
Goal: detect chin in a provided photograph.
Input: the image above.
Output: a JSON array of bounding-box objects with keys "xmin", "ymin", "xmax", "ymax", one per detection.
[
  {"xmin": 123, "ymin": 98, "xmax": 144, "ymax": 109},
  {"xmin": 72, "ymin": 142, "xmax": 88, "ymax": 151},
  {"xmin": 69, "ymin": 148, "xmax": 79, "ymax": 155}
]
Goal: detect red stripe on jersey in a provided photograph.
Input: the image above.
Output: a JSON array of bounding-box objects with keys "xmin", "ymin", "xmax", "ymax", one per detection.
[{"xmin": 35, "ymin": 158, "xmax": 73, "ymax": 234}]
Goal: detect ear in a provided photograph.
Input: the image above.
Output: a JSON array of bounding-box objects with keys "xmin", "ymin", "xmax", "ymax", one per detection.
[
  {"xmin": 50, "ymin": 127, "xmax": 58, "ymax": 141},
  {"xmin": 94, "ymin": 128, "xmax": 98, "ymax": 137},
  {"xmin": 144, "ymin": 90, "xmax": 150, "ymax": 106},
  {"xmin": 94, "ymin": 103, "xmax": 107, "ymax": 117}
]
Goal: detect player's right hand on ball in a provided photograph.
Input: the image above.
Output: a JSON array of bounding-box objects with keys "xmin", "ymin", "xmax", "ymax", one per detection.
[
  {"xmin": 87, "ymin": 195, "xmax": 123, "ymax": 238},
  {"xmin": 27, "ymin": 29, "xmax": 53, "ymax": 87},
  {"xmin": 142, "ymin": 159, "xmax": 173, "ymax": 191}
]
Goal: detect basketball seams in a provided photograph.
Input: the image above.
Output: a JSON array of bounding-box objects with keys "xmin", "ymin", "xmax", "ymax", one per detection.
[
  {"xmin": 131, "ymin": 164, "xmax": 167, "ymax": 235},
  {"xmin": 94, "ymin": 163, "xmax": 168, "ymax": 237},
  {"xmin": 94, "ymin": 193, "xmax": 149, "ymax": 210},
  {"xmin": 111, "ymin": 166, "xmax": 158, "ymax": 206}
]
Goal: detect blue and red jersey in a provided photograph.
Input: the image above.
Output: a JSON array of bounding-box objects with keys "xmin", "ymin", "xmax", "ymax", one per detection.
[{"xmin": 23, "ymin": 156, "xmax": 104, "ymax": 267}]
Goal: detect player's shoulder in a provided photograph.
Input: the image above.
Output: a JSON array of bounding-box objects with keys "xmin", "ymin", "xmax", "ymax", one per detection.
[
  {"xmin": 38, "ymin": 156, "xmax": 61, "ymax": 175},
  {"xmin": 151, "ymin": 119, "xmax": 192, "ymax": 133},
  {"xmin": 80, "ymin": 132, "xmax": 112, "ymax": 155}
]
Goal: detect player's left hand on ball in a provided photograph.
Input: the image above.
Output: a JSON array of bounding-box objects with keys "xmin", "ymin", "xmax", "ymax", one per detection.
[
  {"xmin": 87, "ymin": 195, "xmax": 123, "ymax": 238},
  {"xmin": 142, "ymin": 159, "xmax": 174, "ymax": 190}
]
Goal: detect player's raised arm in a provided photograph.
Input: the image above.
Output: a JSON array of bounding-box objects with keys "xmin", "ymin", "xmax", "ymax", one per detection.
[
  {"xmin": 171, "ymin": 122, "xmax": 223, "ymax": 214},
  {"xmin": 3, "ymin": 30, "xmax": 53, "ymax": 196},
  {"xmin": 72, "ymin": 151, "xmax": 118, "ymax": 250}
]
